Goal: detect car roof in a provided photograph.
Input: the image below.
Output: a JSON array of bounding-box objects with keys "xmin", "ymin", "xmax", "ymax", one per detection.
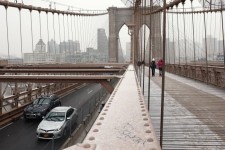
[{"xmin": 51, "ymin": 106, "xmax": 75, "ymax": 112}]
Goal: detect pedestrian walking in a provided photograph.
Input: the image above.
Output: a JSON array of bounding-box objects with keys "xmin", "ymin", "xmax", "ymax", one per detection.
[
  {"xmin": 150, "ymin": 58, "xmax": 156, "ymax": 76},
  {"xmin": 157, "ymin": 58, "xmax": 163, "ymax": 76}
]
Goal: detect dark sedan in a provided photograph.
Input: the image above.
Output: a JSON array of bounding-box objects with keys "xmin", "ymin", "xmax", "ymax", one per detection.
[{"xmin": 23, "ymin": 94, "xmax": 61, "ymax": 120}]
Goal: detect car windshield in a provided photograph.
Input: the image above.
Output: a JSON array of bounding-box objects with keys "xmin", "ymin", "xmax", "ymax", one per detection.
[
  {"xmin": 33, "ymin": 98, "xmax": 51, "ymax": 105},
  {"xmin": 45, "ymin": 112, "xmax": 65, "ymax": 121}
]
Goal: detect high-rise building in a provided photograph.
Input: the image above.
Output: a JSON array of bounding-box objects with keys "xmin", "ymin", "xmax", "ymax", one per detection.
[
  {"xmin": 34, "ymin": 39, "xmax": 46, "ymax": 53},
  {"xmin": 97, "ymin": 28, "xmax": 108, "ymax": 62},
  {"xmin": 59, "ymin": 40, "xmax": 80, "ymax": 54},
  {"xmin": 48, "ymin": 39, "xmax": 59, "ymax": 54},
  {"xmin": 203, "ymin": 35, "xmax": 217, "ymax": 60}
]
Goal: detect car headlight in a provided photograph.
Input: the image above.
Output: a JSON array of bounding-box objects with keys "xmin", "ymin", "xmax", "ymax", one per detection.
[
  {"xmin": 37, "ymin": 127, "xmax": 41, "ymax": 132},
  {"xmin": 36, "ymin": 113, "xmax": 41, "ymax": 116},
  {"xmin": 55, "ymin": 127, "xmax": 62, "ymax": 131}
]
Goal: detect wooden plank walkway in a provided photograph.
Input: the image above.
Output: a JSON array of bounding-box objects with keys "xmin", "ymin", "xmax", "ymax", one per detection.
[{"xmin": 144, "ymin": 68, "xmax": 225, "ymax": 149}]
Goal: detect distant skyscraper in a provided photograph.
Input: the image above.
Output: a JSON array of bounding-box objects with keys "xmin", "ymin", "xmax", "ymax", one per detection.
[
  {"xmin": 97, "ymin": 28, "xmax": 108, "ymax": 62},
  {"xmin": 48, "ymin": 39, "xmax": 59, "ymax": 54},
  {"xmin": 59, "ymin": 40, "xmax": 80, "ymax": 54},
  {"xmin": 35, "ymin": 39, "xmax": 46, "ymax": 53},
  {"xmin": 203, "ymin": 35, "xmax": 217, "ymax": 60}
]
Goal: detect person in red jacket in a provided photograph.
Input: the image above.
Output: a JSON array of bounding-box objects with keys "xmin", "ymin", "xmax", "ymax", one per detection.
[{"xmin": 157, "ymin": 58, "xmax": 163, "ymax": 76}]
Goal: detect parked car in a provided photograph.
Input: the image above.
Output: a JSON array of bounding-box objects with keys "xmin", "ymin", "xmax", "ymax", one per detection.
[
  {"xmin": 23, "ymin": 94, "xmax": 61, "ymax": 120},
  {"xmin": 36, "ymin": 106, "xmax": 78, "ymax": 139}
]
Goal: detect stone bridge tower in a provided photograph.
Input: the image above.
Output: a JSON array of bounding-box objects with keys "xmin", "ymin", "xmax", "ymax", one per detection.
[{"xmin": 108, "ymin": 7, "xmax": 161, "ymax": 63}]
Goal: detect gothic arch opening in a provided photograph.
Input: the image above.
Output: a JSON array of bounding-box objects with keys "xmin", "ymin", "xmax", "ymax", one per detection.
[
  {"xmin": 119, "ymin": 24, "xmax": 131, "ymax": 63},
  {"xmin": 138, "ymin": 24, "xmax": 150, "ymax": 63}
]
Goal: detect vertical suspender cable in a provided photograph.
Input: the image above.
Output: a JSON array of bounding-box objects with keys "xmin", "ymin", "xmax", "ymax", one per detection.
[
  {"xmin": 191, "ymin": 0, "xmax": 196, "ymax": 79},
  {"xmin": 203, "ymin": 2, "xmax": 209, "ymax": 84},
  {"xmin": 5, "ymin": 6, "xmax": 10, "ymax": 59},
  {"xmin": 147, "ymin": 0, "xmax": 153, "ymax": 111},
  {"xmin": 159, "ymin": 11, "xmax": 162, "ymax": 60},
  {"xmin": 176, "ymin": 5, "xmax": 180, "ymax": 66},
  {"xmin": 160, "ymin": 0, "xmax": 167, "ymax": 147},
  {"xmin": 214, "ymin": 12, "xmax": 216, "ymax": 61},
  {"xmin": 172, "ymin": 10, "xmax": 175, "ymax": 64},
  {"xmin": 140, "ymin": 0, "xmax": 143, "ymax": 87},
  {"xmin": 19, "ymin": 8, "xmax": 23, "ymax": 61},
  {"xmin": 58, "ymin": 14, "xmax": 62, "ymax": 55},
  {"xmin": 220, "ymin": 2, "xmax": 225, "ymax": 68},
  {"xmin": 53, "ymin": 12, "xmax": 56, "ymax": 61},
  {"xmin": 142, "ymin": 0, "xmax": 146, "ymax": 95},
  {"xmin": 39, "ymin": 11, "xmax": 42, "ymax": 40},
  {"xmin": 167, "ymin": 11, "xmax": 170, "ymax": 64},
  {"xmin": 67, "ymin": 14, "xmax": 71, "ymax": 62},
  {"xmin": 74, "ymin": 15, "xmax": 77, "ymax": 54},
  {"xmin": 63, "ymin": 14, "xmax": 66, "ymax": 60},
  {"xmin": 70, "ymin": 15, "xmax": 75, "ymax": 60},
  {"xmin": 30, "ymin": 10, "xmax": 34, "ymax": 63},
  {"xmin": 182, "ymin": 3, "xmax": 187, "ymax": 67},
  {"xmin": 46, "ymin": 13, "xmax": 50, "ymax": 62},
  {"xmin": 83, "ymin": 15, "xmax": 88, "ymax": 55}
]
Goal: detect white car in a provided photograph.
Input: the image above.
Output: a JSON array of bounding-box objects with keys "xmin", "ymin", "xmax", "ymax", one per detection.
[{"xmin": 36, "ymin": 106, "xmax": 78, "ymax": 139}]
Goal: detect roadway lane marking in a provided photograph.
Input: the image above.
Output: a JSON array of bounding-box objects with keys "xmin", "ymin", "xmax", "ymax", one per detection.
[
  {"xmin": 88, "ymin": 90, "xmax": 93, "ymax": 94},
  {"xmin": 0, "ymin": 122, "xmax": 13, "ymax": 130}
]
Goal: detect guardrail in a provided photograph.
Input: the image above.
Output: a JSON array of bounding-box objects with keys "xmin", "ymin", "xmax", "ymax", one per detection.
[
  {"xmin": 166, "ymin": 64, "xmax": 225, "ymax": 88},
  {"xmin": 0, "ymin": 83, "xmax": 86, "ymax": 128}
]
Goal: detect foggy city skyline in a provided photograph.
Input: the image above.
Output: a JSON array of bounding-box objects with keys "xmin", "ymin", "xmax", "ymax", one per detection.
[
  {"xmin": 0, "ymin": 0, "xmax": 224, "ymax": 62},
  {"xmin": 0, "ymin": 0, "xmax": 127, "ymax": 59}
]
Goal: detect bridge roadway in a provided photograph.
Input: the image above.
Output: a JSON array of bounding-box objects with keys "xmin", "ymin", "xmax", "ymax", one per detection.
[
  {"xmin": 144, "ymin": 68, "xmax": 225, "ymax": 149},
  {"xmin": 0, "ymin": 83, "xmax": 105, "ymax": 150}
]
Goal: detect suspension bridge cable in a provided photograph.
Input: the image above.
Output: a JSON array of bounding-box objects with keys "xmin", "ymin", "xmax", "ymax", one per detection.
[
  {"xmin": 5, "ymin": 7, "xmax": 10, "ymax": 59},
  {"xmin": 214, "ymin": 12, "xmax": 217, "ymax": 61},
  {"xmin": 176, "ymin": 5, "xmax": 180, "ymax": 66},
  {"xmin": 30, "ymin": 10, "xmax": 34, "ymax": 63},
  {"xmin": 63, "ymin": 14, "xmax": 66, "ymax": 60},
  {"xmin": 182, "ymin": 3, "xmax": 187, "ymax": 66},
  {"xmin": 203, "ymin": 3, "xmax": 209, "ymax": 84},
  {"xmin": 167, "ymin": 11, "xmax": 170, "ymax": 64},
  {"xmin": 70, "ymin": 15, "xmax": 75, "ymax": 59},
  {"xmin": 147, "ymin": 0, "xmax": 153, "ymax": 111},
  {"xmin": 172, "ymin": 10, "xmax": 175, "ymax": 64},
  {"xmin": 58, "ymin": 14, "xmax": 62, "ymax": 55},
  {"xmin": 39, "ymin": 11, "xmax": 42, "ymax": 41},
  {"xmin": 191, "ymin": 0, "xmax": 196, "ymax": 79},
  {"xmin": 46, "ymin": 13, "xmax": 50, "ymax": 61},
  {"xmin": 142, "ymin": 0, "xmax": 146, "ymax": 93},
  {"xmin": 53, "ymin": 12, "xmax": 56, "ymax": 62},
  {"xmin": 66, "ymin": 14, "xmax": 71, "ymax": 62},
  {"xmin": 19, "ymin": 8, "xmax": 23, "ymax": 60},
  {"xmin": 220, "ymin": 3, "xmax": 225, "ymax": 67}
]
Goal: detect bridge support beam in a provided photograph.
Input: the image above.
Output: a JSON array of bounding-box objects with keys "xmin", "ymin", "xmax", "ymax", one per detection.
[{"xmin": 100, "ymin": 81, "xmax": 114, "ymax": 94}]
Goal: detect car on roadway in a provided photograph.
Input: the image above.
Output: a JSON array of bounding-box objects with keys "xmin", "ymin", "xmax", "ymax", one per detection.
[
  {"xmin": 23, "ymin": 94, "xmax": 61, "ymax": 120},
  {"xmin": 36, "ymin": 106, "xmax": 78, "ymax": 139}
]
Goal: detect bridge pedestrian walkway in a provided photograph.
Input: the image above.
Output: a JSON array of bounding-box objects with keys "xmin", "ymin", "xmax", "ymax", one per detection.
[
  {"xmin": 144, "ymin": 68, "xmax": 225, "ymax": 149},
  {"xmin": 65, "ymin": 65, "xmax": 161, "ymax": 150}
]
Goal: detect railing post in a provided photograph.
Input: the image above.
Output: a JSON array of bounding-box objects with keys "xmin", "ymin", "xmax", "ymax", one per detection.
[
  {"xmin": 27, "ymin": 83, "xmax": 32, "ymax": 103},
  {"xmin": 13, "ymin": 82, "xmax": 19, "ymax": 108}
]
